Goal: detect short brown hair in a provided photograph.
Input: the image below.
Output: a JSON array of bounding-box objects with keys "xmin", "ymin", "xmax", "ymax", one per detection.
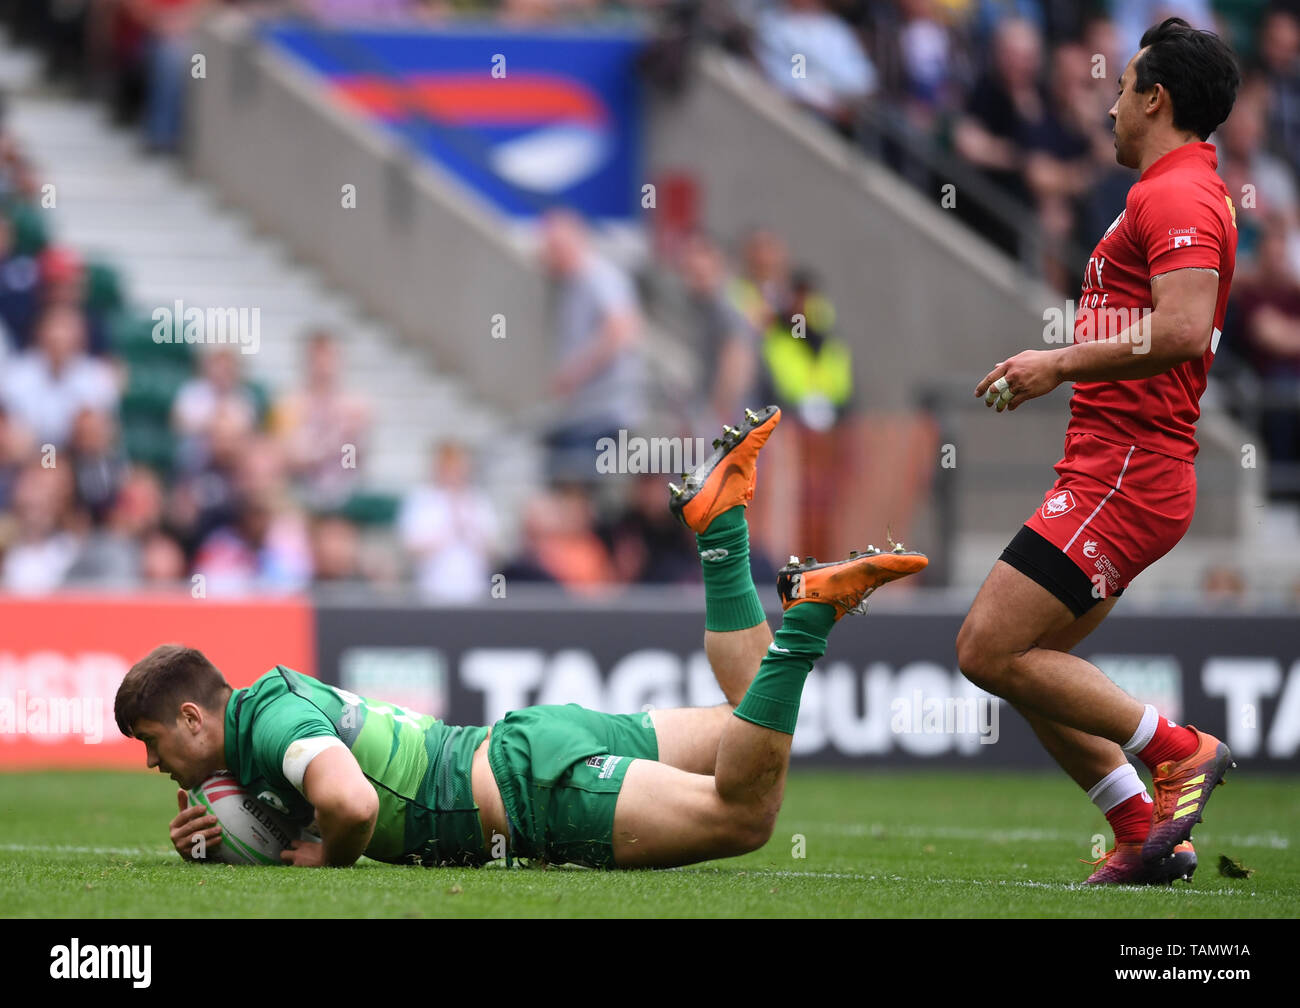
[{"xmin": 114, "ymin": 645, "xmax": 232, "ymax": 737}]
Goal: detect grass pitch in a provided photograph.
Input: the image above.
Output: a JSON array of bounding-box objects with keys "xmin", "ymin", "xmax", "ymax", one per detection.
[{"xmin": 0, "ymin": 769, "xmax": 1294, "ymax": 918}]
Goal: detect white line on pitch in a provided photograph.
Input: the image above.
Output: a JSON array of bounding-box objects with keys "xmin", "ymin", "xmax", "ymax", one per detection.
[
  {"xmin": 803, "ymin": 823, "xmax": 1291, "ymax": 849},
  {"xmin": 0, "ymin": 843, "xmax": 169, "ymax": 857},
  {"xmin": 708, "ymin": 868, "xmax": 1254, "ymax": 896}
]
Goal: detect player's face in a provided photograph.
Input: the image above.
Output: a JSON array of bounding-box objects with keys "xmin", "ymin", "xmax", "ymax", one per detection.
[
  {"xmin": 1109, "ymin": 52, "xmax": 1144, "ymax": 169},
  {"xmin": 132, "ymin": 711, "xmax": 218, "ymax": 791}
]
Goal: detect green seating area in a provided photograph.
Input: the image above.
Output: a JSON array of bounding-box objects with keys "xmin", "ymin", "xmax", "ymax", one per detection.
[
  {"xmin": 104, "ymin": 297, "xmax": 400, "ymax": 526},
  {"xmin": 110, "ymin": 310, "xmax": 192, "ymax": 477}
]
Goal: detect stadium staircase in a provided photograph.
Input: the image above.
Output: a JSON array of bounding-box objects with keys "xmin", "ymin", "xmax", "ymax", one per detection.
[{"xmin": 0, "ymin": 27, "xmax": 540, "ymax": 545}]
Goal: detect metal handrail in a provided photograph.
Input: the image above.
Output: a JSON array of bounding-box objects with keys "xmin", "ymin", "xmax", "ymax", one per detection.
[{"xmin": 856, "ymin": 100, "xmax": 1094, "ymax": 284}]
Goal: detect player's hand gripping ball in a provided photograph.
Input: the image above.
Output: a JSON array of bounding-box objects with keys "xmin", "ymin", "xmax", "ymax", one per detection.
[{"xmin": 186, "ymin": 772, "xmax": 318, "ymax": 865}]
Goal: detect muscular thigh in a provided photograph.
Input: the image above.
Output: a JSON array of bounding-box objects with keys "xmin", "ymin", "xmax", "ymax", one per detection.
[
  {"xmin": 611, "ymin": 758, "xmax": 737, "ymax": 868},
  {"xmin": 1037, "ymin": 595, "xmax": 1118, "ymax": 653},
  {"xmin": 649, "ymin": 705, "xmax": 731, "ymax": 775},
  {"xmin": 959, "ymin": 559, "xmax": 1078, "ymax": 658}
]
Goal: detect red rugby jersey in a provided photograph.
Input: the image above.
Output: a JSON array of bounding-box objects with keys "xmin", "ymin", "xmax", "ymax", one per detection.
[{"xmin": 1065, "ymin": 141, "xmax": 1237, "ymax": 461}]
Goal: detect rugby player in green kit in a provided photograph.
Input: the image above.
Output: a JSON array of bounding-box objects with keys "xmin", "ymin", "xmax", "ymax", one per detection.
[{"xmin": 114, "ymin": 407, "xmax": 927, "ymax": 869}]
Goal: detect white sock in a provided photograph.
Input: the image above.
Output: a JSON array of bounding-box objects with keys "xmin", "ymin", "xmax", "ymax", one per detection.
[
  {"xmin": 1121, "ymin": 703, "xmax": 1159, "ymax": 755},
  {"xmin": 1087, "ymin": 762, "xmax": 1150, "ymax": 815}
]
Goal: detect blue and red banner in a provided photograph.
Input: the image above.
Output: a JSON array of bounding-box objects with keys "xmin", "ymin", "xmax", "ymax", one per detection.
[{"xmin": 262, "ymin": 20, "xmax": 646, "ymax": 220}]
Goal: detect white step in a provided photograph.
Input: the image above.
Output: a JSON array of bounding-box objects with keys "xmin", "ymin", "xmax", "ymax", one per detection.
[{"xmin": 0, "ymin": 59, "xmax": 542, "ymax": 504}]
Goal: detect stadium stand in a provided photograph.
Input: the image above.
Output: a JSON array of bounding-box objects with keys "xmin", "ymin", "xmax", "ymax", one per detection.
[{"xmin": 1, "ymin": 1, "xmax": 1298, "ymax": 607}]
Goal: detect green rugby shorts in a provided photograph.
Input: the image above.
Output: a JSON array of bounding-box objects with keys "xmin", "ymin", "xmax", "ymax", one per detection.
[{"xmin": 486, "ymin": 703, "xmax": 659, "ymax": 869}]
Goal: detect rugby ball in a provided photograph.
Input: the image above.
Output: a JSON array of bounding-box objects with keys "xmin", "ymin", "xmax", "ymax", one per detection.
[{"xmin": 186, "ymin": 772, "xmax": 317, "ymax": 866}]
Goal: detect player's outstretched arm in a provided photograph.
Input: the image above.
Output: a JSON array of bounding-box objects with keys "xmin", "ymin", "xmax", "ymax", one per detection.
[
  {"xmin": 976, "ymin": 269, "xmax": 1220, "ymax": 411},
  {"xmin": 1056, "ymin": 268, "xmax": 1220, "ymax": 382},
  {"xmin": 282, "ymin": 747, "xmax": 379, "ymax": 867}
]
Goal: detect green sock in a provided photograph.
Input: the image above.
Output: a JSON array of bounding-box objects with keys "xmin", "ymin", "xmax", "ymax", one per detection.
[
  {"xmin": 734, "ymin": 602, "xmax": 835, "ymax": 734},
  {"xmin": 697, "ymin": 506, "xmax": 767, "ymax": 633}
]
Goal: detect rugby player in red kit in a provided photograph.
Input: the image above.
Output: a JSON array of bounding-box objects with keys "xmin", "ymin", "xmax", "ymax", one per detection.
[{"xmin": 958, "ymin": 18, "xmax": 1241, "ymax": 884}]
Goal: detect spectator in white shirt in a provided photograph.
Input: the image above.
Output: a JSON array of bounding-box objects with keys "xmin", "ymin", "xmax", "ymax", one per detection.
[
  {"xmin": 171, "ymin": 346, "xmax": 260, "ymax": 474},
  {"xmin": 0, "ymin": 461, "xmax": 81, "ymax": 594},
  {"xmin": 1, "ymin": 304, "xmax": 118, "ymax": 449},
  {"xmin": 399, "ymin": 440, "xmax": 501, "ymax": 602},
  {"xmin": 273, "ymin": 329, "xmax": 372, "ymax": 510},
  {"xmin": 756, "ymin": 0, "xmax": 877, "ymax": 133}
]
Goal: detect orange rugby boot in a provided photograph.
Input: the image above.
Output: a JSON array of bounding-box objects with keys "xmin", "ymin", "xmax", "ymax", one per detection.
[
  {"xmin": 668, "ymin": 405, "xmax": 780, "ymax": 533},
  {"xmin": 776, "ymin": 543, "xmax": 928, "ymax": 621}
]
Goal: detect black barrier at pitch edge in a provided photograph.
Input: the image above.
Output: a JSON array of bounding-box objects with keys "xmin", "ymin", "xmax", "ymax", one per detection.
[{"xmin": 311, "ymin": 605, "xmax": 1300, "ymax": 769}]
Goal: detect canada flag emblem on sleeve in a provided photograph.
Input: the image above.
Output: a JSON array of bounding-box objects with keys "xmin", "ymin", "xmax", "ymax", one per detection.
[
  {"xmin": 1042, "ymin": 489, "xmax": 1076, "ymax": 518},
  {"xmin": 1168, "ymin": 226, "xmax": 1197, "ymax": 250}
]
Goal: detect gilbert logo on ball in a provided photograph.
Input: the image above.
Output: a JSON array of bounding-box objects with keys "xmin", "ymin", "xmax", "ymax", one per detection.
[{"xmin": 187, "ymin": 772, "xmax": 311, "ymax": 866}]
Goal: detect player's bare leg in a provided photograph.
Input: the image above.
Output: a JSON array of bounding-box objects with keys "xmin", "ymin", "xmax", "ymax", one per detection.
[
  {"xmin": 705, "ymin": 621, "xmax": 773, "ymax": 707},
  {"xmin": 958, "ymin": 560, "xmax": 1231, "ymax": 870},
  {"xmin": 1005, "ymin": 596, "xmax": 1196, "ymax": 883},
  {"xmin": 608, "ymin": 405, "xmax": 928, "ymax": 866},
  {"xmin": 639, "ymin": 407, "xmax": 781, "ymax": 779},
  {"xmin": 613, "ymin": 546, "xmax": 927, "ymax": 868},
  {"xmin": 957, "ymin": 562, "xmax": 1144, "ymax": 737},
  {"xmin": 1011, "ymin": 595, "xmax": 1123, "ymax": 789},
  {"xmin": 648, "ymin": 622, "xmax": 772, "ymax": 775}
]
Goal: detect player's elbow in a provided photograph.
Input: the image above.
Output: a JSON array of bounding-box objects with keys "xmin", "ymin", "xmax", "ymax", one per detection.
[
  {"xmin": 322, "ymin": 785, "xmax": 379, "ymax": 835},
  {"xmin": 1149, "ymin": 310, "xmax": 1211, "ymax": 364},
  {"xmin": 342, "ymin": 786, "xmax": 380, "ymax": 832},
  {"xmin": 1167, "ymin": 325, "xmax": 1211, "ymax": 363}
]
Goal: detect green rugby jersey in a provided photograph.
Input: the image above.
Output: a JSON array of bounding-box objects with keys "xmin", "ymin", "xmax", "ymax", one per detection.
[{"xmin": 223, "ymin": 666, "xmax": 489, "ymax": 866}]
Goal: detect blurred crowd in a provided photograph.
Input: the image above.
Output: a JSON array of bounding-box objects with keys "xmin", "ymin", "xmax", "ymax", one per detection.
[
  {"xmin": 0, "ymin": 204, "xmax": 396, "ymax": 597},
  {"xmin": 726, "ymin": 2, "xmax": 1300, "ymax": 499},
  {"xmin": 529, "ymin": 206, "xmax": 862, "ymax": 592},
  {"xmin": 6, "ymin": 1, "xmax": 1300, "ymax": 604}
]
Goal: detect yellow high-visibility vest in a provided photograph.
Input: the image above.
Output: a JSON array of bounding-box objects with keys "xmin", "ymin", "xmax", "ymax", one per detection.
[{"xmin": 763, "ymin": 296, "xmax": 852, "ymax": 406}]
